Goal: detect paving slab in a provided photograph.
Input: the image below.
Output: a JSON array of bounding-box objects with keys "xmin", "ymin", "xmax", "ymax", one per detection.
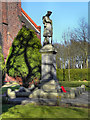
[
  {"xmin": 7, "ymin": 91, "xmax": 90, "ymax": 107},
  {"xmin": 61, "ymin": 91, "xmax": 90, "ymax": 107},
  {"xmin": 9, "ymin": 91, "xmax": 90, "ymax": 106}
]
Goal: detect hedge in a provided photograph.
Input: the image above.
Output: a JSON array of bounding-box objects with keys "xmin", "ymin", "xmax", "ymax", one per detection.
[
  {"xmin": 56, "ymin": 68, "xmax": 89, "ymax": 81},
  {"xmin": 0, "ymin": 46, "xmax": 6, "ymax": 85},
  {"xmin": 6, "ymin": 26, "xmax": 41, "ymax": 88},
  {"xmin": 59, "ymin": 81, "xmax": 90, "ymax": 87}
]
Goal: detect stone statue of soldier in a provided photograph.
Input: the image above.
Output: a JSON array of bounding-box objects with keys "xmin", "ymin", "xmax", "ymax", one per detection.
[{"xmin": 42, "ymin": 11, "xmax": 53, "ymax": 46}]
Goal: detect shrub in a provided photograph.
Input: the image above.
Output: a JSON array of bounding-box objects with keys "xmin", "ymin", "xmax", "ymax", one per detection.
[
  {"xmin": 59, "ymin": 81, "xmax": 90, "ymax": 87},
  {"xmin": 57, "ymin": 68, "xmax": 88, "ymax": 81},
  {"xmin": 6, "ymin": 26, "xmax": 41, "ymax": 88},
  {"xmin": 0, "ymin": 46, "xmax": 6, "ymax": 85}
]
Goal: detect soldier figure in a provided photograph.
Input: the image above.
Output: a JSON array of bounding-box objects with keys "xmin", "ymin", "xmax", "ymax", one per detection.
[{"xmin": 42, "ymin": 11, "xmax": 53, "ymax": 46}]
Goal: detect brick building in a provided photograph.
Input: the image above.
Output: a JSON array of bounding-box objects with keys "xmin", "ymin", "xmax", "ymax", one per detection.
[
  {"xmin": 1, "ymin": 1, "xmax": 41, "ymax": 62},
  {"xmin": 0, "ymin": 1, "xmax": 41, "ymax": 84}
]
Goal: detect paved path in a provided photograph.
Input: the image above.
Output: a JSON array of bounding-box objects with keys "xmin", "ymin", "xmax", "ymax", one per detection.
[{"xmin": 61, "ymin": 91, "xmax": 90, "ymax": 107}]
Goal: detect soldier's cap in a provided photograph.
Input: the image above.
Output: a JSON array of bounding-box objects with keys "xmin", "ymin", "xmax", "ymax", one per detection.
[{"xmin": 47, "ymin": 11, "xmax": 52, "ymax": 14}]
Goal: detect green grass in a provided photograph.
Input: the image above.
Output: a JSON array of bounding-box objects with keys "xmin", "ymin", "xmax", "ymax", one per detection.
[
  {"xmin": 2, "ymin": 104, "xmax": 15, "ymax": 113},
  {"xmin": 1, "ymin": 103, "xmax": 89, "ymax": 118},
  {"xmin": 59, "ymin": 81, "xmax": 89, "ymax": 87}
]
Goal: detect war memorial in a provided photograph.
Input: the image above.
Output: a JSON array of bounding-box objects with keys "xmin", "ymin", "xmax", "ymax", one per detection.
[
  {"xmin": 1, "ymin": 1, "xmax": 89, "ymax": 118},
  {"xmin": 2, "ymin": 11, "xmax": 87, "ymax": 107}
]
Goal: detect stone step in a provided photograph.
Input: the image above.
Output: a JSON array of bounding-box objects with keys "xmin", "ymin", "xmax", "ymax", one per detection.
[
  {"xmin": 8, "ymin": 97, "xmax": 58, "ymax": 106},
  {"xmin": 7, "ymin": 91, "xmax": 89, "ymax": 107}
]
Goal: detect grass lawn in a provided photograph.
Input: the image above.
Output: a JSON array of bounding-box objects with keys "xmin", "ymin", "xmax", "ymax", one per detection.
[
  {"xmin": 1, "ymin": 103, "xmax": 89, "ymax": 118},
  {"xmin": 2, "ymin": 104, "xmax": 15, "ymax": 113}
]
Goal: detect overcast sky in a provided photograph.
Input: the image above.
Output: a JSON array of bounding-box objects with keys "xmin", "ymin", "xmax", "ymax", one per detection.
[{"xmin": 22, "ymin": 2, "xmax": 88, "ymax": 44}]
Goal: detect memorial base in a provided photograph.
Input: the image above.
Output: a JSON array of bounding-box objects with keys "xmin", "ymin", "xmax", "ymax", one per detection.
[{"xmin": 29, "ymin": 44, "xmax": 60, "ymax": 100}]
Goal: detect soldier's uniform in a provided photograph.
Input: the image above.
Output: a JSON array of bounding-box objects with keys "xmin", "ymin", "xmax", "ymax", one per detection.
[{"xmin": 43, "ymin": 16, "xmax": 52, "ymax": 37}]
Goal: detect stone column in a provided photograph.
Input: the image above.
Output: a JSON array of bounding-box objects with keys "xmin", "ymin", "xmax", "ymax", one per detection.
[{"xmin": 40, "ymin": 44, "xmax": 57, "ymax": 82}]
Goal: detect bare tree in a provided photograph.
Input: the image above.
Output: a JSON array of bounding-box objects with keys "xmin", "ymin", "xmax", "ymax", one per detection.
[
  {"xmin": 71, "ymin": 18, "xmax": 88, "ymax": 68},
  {"xmin": 62, "ymin": 27, "xmax": 72, "ymax": 81}
]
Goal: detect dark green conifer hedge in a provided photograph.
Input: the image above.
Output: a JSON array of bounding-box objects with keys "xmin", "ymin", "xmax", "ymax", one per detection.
[
  {"xmin": 57, "ymin": 68, "xmax": 88, "ymax": 81},
  {"xmin": 6, "ymin": 26, "xmax": 41, "ymax": 87},
  {"xmin": 0, "ymin": 46, "xmax": 5, "ymax": 85}
]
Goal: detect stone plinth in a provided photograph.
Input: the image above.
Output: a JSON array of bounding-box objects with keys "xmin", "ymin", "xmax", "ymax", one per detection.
[
  {"xmin": 39, "ymin": 44, "xmax": 57, "ymax": 82},
  {"xmin": 29, "ymin": 44, "xmax": 60, "ymax": 101}
]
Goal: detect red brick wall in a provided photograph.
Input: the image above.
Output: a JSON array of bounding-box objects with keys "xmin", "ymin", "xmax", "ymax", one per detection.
[
  {"xmin": 2, "ymin": 2, "xmax": 22, "ymax": 60},
  {"xmin": 2, "ymin": 2, "xmax": 22, "ymax": 84},
  {"xmin": 36, "ymin": 26, "xmax": 41, "ymax": 43},
  {"xmin": 36, "ymin": 33, "xmax": 41, "ymax": 43},
  {"xmin": 2, "ymin": 2, "xmax": 8, "ymax": 24},
  {"xmin": 0, "ymin": 2, "xmax": 2, "ymax": 46},
  {"xmin": 2, "ymin": 2, "xmax": 8, "ymax": 59}
]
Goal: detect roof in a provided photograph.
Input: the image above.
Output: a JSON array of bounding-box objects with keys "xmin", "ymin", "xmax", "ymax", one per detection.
[{"xmin": 21, "ymin": 8, "xmax": 41, "ymax": 33}]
